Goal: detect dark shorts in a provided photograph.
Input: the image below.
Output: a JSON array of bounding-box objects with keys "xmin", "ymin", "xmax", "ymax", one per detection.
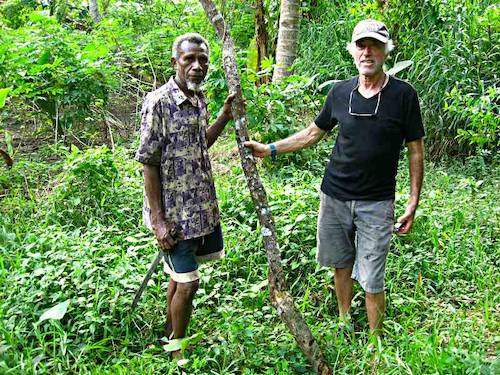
[{"xmin": 163, "ymin": 224, "xmax": 224, "ymax": 283}]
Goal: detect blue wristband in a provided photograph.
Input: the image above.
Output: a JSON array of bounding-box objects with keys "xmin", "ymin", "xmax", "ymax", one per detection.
[{"xmin": 269, "ymin": 143, "xmax": 277, "ymax": 161}]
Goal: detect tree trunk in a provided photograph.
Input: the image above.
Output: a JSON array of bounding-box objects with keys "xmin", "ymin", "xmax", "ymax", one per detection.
[
  {"xmin": 198, "ymin": 1, "xmax": 332, "ymax": 373},
  {"xmin": 255, "ymin": 0, "xmax": 269, "ymax": 85},
  {"xmin": 272, "ymin": 0, "xmax": 301, "ymax": 82},
  {"xmin": 89, "ymin": 0, "xmax": 102, "ymax": 23}
]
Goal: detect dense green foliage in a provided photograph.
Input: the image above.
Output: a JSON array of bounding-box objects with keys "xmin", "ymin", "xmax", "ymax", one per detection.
[
  {"xmin": 0, "ymin": 0, "xmax": 499, "ymax": 373},
  {"xmin": 0, "ymin": 12, "xmax": 113, "ymax": 135},
  {"xmin": 1, "ymin": 141, "xmax": 499, "ymax": 373},
  {"xmin": 1, "ymin": 0, "xmax": 498, "ymax": 157}
]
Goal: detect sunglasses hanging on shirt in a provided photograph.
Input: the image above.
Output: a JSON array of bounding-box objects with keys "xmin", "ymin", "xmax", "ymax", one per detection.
[
  {"xmin": 348, "ymin": 74, "xmax": 388, "ymax": 117},
  {"xmin": 348, "ymin": 88, "xmax": 381, "ymax": 117}
]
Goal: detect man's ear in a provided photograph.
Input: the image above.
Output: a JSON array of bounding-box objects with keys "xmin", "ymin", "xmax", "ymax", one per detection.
[{"xmin": 171, "ymin": 56, "xmax": 177, "ymax": 68}]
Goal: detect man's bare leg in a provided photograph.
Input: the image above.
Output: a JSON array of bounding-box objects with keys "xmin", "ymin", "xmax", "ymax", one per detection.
[
  {"xmin": 334, "ymin": 267, "xmax": 353, "ymax": 317},
  {"xmin": 366, "ymin": 291, "xmax": 385, "ymax": 335},
  {"xmin": 170, "ymin": 280, "xmax": 199, "ymax": 339},
  {"xmin": 164, "ymin": 279, "xmax": 177, "ymax": 338}
]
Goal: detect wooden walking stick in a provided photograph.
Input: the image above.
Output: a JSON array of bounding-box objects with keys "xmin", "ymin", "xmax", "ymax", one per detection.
[{"xmin": 198, "ymin": 1, "xmax": 332, "ymax": 373}]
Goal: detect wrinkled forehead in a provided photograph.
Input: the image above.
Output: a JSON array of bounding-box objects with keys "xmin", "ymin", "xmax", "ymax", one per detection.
[{"xmin": 178, "ymin": 40, "xmax": 209, "ymax": 56}]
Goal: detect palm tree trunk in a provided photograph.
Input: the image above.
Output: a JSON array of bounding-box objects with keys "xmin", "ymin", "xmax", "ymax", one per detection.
[
  {"xmin": 198, "ymin": 1, "xmax": 332, "ymax": 373},
  {"xmin": 272, "ymin": 0, "xmax": 301, "ymax": 82},
  {"xmin": 89, "ymin": 0, "xmax": 102, "ymax": 23}
]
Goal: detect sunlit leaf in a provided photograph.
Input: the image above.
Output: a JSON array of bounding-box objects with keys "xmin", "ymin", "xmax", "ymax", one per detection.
[
  {"xmin": 38, "ymin": 299, "xmax": 71, "ymax": 323},
  {"xmin": 81, "ymin": 44, "xmax": 110, "ymax": 62},
  {"xmin": 162, "ymin": 333, "xmax": 203, "ymax": 353},
  {"xmin": 0, "ymin": 87, "xmax": 12, "ymax": 108},
  {"xmin": 386, "ymin": 60, "xmax": 413, "ymax": 76},
  {"xmin": 162, "ymin": 339, "xmax": 182, "ymax": 352},
  {"xmin": 250, "ymin": 279, "xmax": 268, "ymax": 293},
  {"xmin": 317, "ymin": 79, "xmax": 341, "ymax": 92},
  {"xmin": 261, "ymin": 56, "xmax": 274, "ymax": 70}
]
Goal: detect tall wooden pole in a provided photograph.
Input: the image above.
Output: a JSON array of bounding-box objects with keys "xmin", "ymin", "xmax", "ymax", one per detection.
[{"xmin": 198, "ymin": 1, "xmax": 331, "ymax": 373}]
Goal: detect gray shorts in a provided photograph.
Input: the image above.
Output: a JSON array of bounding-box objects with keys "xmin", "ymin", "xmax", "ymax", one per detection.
[{"xmin": 316, "ymin": 191, "xmax": 394, "ymax": 293}]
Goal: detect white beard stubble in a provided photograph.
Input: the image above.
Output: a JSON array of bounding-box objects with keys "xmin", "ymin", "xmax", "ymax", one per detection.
[{"xmin": 187, "ymin": 80, "xmax": 203, "ymax": 93}]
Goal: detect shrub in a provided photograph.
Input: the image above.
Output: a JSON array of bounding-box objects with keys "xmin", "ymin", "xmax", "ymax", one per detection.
[
  {"xmin": 47, "ymin": 146, "xmax": 119, "ymax": 227},
  {"xmin": 445, "ymin": 85, "xmax": 499, "ymax": 151},
  {"xmin": 0, "ymin": 0, "xmax": 38, "ymax": 28},
  {"xmin": 0, "ymin": 11, "xmax": 116, "ymax": 139}
]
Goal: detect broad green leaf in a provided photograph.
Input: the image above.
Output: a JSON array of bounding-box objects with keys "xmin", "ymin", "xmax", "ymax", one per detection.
[
  {"xmin": 162, "ymin": 339, "xmax": 182, "ymax": 352},
  {"xmin": 261, "ymin": 56, "xmax": 274, "ymax": 70},
  {"xmin": 28, "ymin": 11, "xmax": 57, "ymax": 25},
  {"xmin": 246, "ymin": 39, "xmax": 258, "ymax": 71},
  {"xmin": 162, "ymin": 333, "xmax": 203, "ymax": 353},
  {"xmin": 82, "ymin": 44, "xmax": 110, "ymax": 62},
  {"xmin": 181, "ymin": 332, "xmax": 202, "ymax": 350},
  {"xmin": 386, "ymin": 60, "xmax": 413, "ymax": 76},
  {"xmin": 38, "ymin": 299, "xmax": 71, "ymax": 323},
  {"xmin": 250, "ymin": 279, "xmax": 268, "ymax": 293},
  {"xmin": 124, "ymin": 235, "xmax": 149, "ymax": 243},
  {"xmin": 0, "ymin": 87, "xmax": 12, "ymax": 108},
  {"xmin": 70, "ymin": 144, "xmax": 80, "ymax": 154},
  {"xmin": 294, "ymin": 213, "xmax": 306, "ymax": 223},
  {"xmin": 38, "ymin": 50, "xmax": 51, "ymax": 65}
]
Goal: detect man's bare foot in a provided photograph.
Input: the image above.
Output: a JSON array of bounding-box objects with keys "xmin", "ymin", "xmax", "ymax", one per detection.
[
  {"xmin": 172, "ymin": 349, "xmax": 183, "ymax": 361},
  {"xmin": 173, "ymin": 350, "xmax": 188, "ymax": 374}
]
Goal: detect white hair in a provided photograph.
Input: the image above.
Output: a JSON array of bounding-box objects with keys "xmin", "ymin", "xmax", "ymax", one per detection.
[
  {"xmin": 346, "ymin": 39, "xmax": 395, "ymax": 56},
  {"xmin": 171, "ymin": 33, "xmax": 210, "ymax": 59}
]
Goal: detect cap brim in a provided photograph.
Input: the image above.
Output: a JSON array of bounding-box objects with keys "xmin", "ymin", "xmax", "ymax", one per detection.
[{"xmin": 352, "ymin": 32, "xmax": 388, "ymax": 43}]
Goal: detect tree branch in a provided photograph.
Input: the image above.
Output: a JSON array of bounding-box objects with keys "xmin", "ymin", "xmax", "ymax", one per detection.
[{"xmin": 198, "ymin": 1, "xmax": 332, "ymax": 373}]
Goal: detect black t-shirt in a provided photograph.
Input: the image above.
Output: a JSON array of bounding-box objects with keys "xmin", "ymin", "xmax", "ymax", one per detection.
[{"xmin": 314, "ymin": 76, "xmax": 425, "ymax": 201}]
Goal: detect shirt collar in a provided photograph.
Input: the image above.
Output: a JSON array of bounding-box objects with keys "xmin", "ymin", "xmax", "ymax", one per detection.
[{"xmin": 168, "ymin": 77, "xmax": 204, "ymax": 108}]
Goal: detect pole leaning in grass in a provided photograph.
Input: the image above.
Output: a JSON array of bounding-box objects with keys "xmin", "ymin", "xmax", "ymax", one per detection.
[{"xmin": 198, "ymin": 1, "xmax": 331, "ymax": 373}]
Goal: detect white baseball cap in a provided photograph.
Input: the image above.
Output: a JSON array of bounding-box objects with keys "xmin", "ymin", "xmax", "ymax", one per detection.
[{"xmin": 352, "ymin": 19, "xmax": 390, "ymax": 43}]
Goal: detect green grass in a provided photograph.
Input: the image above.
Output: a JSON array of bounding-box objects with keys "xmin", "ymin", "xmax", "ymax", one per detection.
[{"xmin": 0, "ymin": 138, "xmax": 498, "ymax": 374}]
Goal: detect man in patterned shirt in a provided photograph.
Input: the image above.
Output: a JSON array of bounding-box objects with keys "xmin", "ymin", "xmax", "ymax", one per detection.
[{"xmin": 135, "ymin": 33, "xmax": 235, "ymax": 345}]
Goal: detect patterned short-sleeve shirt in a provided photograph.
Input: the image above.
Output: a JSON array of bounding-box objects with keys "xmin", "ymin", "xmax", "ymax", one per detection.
[{"xmin": 135, "ymin": 77, "xmax": 220, "ymax": 240}]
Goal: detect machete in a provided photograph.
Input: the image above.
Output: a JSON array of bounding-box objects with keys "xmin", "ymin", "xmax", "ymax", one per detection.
[
  {"xmin": 131, "ymin": 228, "xmax": 178, "ymax": 311},
  {"xmin": 131, "ymin": 248, "xmax": 164, "ymax": 311}
]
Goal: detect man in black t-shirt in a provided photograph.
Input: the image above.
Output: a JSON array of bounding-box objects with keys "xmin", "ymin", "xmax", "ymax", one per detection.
[{"xmin": 245, "ymin": 19, "xmax": 424, "ymax": 336}]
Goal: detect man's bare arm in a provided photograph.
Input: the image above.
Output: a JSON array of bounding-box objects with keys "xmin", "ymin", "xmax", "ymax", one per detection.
[
  {"xmin": 206, "ymin": 93, "xmax": 236, "ymax": 148},
  {"xmin": 143, "ymin": 164, "xmax": 178, "ymax": 250},
  {"xmin": 244, "ymin": 122, "xmax": 327, "ymax": 157},
  {"xmin": 206, "ymin": 113, "xmax": 231, "ymax": 148},
  {"xmin": 397, "ymin": 138, "xmax": 424, "ymax": 234}
]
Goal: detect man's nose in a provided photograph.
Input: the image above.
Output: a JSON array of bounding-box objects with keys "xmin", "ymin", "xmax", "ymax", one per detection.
[
  {"xmin": 363, "ymin": 46, "xmax": 372, "ymax": 54},
  {"xmin": 192, "ymin": 59, "xmax": 202, "ymax": 70}
]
